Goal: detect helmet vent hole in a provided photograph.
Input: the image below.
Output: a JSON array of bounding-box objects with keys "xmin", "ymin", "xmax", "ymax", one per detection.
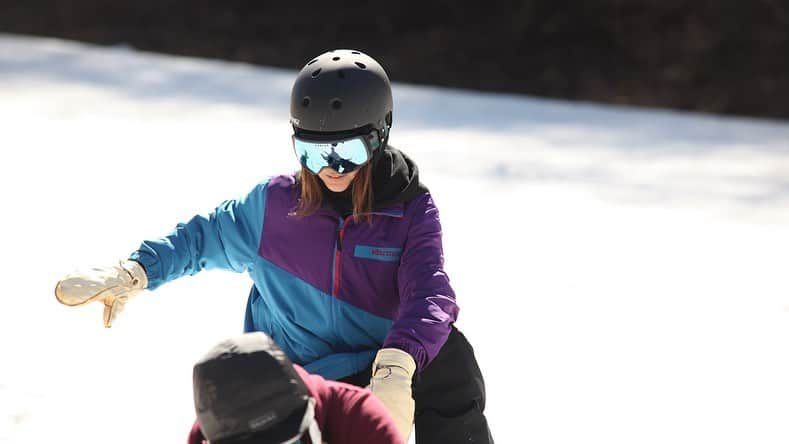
[
  {"xmin": 337, "ymin": 70, "xmax": 345, "ymax": 79},
  {"xmin": 351, "ymin": 51, "xmax": 360, "ymax": 54},
  {"xmin": 311, "ymin": 68, "xmax": 322, "ymax": 78},
  {"xmin": 355, "ymin": 62, "xmax": 367, "ymax": 69},
  {"xmin": 302, "ymin": 97, "xmax": 310, "ymax": 107},
  {"xmin": 332, "ymin": 56, "xmax": 340, "ymax": 61},
  {"xmin": 307, "ymin": 59, "xmax": 318, "ymax": 65},
  {"xmin": 331, "ymin": 99, "xmax": 343, "ymax": 110}
]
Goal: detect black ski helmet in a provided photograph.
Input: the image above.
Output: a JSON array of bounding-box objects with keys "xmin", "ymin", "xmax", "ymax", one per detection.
[
  {"xmin": 290, "ymin": 49, "xmax": 393, "ymax": 136},
  {"xmin": 193, "ymin": 332, "xmax": 313, "ymax": 443}
]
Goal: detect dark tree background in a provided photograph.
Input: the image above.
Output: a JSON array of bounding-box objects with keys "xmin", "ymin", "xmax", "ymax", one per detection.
[{"xmin": 1, "ymin": 0, "xmax": 787, "ymax": 119}]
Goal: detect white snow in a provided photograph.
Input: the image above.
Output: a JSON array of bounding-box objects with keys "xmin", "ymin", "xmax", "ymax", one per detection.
[{"xmin": 1, "ymin": 34, "xmax": 788, "ymax": 443}]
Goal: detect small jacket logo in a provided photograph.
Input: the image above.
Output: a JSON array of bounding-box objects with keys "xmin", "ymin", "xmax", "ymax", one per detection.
[{"xmin": 354, "ymin": 245, "xmax": 402, "ymax": 263}]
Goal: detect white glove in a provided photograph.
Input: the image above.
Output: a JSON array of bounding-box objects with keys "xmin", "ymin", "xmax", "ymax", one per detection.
[
  {"xmin": 369, "ymin": 348, "xmax": 417, "ymax": 442},
  {"xmin": 55, "ymin": 260, "xmax": 148, "ymax": 328}
]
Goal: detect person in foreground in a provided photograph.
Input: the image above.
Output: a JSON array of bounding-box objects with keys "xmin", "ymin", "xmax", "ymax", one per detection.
[
  {"xmin": 56, "ymin": 49, "xmax": 493, "ymax": 443},
  {"xmin": 189, "ymin": 332, "xmax": 404, "ymax": 444}
]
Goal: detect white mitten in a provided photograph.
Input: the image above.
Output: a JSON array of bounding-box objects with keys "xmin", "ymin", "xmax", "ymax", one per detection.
[
  {"xmin": 369, "ymin": 348, "xmax": 417, "ymax": 441},
  {"xmin": 55, "ymin": 260, "xmax": 148, "ymax": 327}
]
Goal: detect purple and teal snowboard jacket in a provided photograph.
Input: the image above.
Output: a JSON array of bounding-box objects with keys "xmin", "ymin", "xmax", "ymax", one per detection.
[{"xmin": 129, "ymin": 149, "xmax": 459, "ymax": 380}]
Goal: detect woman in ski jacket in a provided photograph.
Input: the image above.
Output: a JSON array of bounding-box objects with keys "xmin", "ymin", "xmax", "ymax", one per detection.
[
  {"xmin": 56, "ymin": 49, "xmax": 492, "ymax": 443},
  {"xmin": 188, "ymin": 332, "xmax": 404, "ymax": 444}
]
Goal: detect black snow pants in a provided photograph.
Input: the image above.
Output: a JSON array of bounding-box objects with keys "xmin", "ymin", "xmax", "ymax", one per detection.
[{"xmin": 340, "ymin": 326, "xmax": 494, "ymax": 443}]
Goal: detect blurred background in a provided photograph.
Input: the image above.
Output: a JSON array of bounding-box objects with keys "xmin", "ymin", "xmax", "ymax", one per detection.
[
  {"xmin": 2, "ymin": 2, "xmax": 789, "ymax": 443},
  {"xmin": 0, "ymin": 0, "xmax": 787, "ymax": 120}
]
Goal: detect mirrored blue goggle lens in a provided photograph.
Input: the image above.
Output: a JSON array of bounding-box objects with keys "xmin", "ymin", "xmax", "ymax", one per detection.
[{"xmin": 293, "ymin": 136, "xmax": 370, "ymax": 175}]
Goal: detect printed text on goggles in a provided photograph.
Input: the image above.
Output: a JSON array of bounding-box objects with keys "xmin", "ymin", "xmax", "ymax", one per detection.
[{"xmin": 292, "ymin": 131, "xmax": 380, "ymax": 175}]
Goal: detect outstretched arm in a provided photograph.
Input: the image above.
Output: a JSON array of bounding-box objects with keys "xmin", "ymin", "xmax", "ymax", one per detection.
[
  {"xmin": 130, "ymin": 180, "xmax": 269, "ymax": 290},
  {"xmin": 55, "ymin": 180, "xmax": 269, "ymax": 326}
]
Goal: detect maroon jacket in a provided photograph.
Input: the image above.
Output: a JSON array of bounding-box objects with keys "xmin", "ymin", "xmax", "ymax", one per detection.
[{"xmin": 188, "ymin": 365, "xmax": 405, "ymax": 444}]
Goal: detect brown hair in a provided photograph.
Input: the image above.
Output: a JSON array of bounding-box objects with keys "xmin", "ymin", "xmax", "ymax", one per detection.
[{"xmin": 295, "ymin": 164, "xmax": 374, "ymax": 223}]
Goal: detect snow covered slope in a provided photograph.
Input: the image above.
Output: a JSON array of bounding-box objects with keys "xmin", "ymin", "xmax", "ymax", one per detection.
[{"xmin": 1, "ymin": 34, "xmax": 788, "ymax": 443}]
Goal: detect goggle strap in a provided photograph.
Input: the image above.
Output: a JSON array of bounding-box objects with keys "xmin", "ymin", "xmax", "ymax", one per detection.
[
  {"xmin": 306, "ymin": 417, "xmax": 322, "ymax": 444},
  {"xmin": 279, "ymin": 397, "xmax": 321, "ymax": 444}
]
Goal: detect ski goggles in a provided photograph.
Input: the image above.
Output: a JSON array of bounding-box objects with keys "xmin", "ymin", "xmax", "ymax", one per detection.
[{"xmin": 292, "ymin": 130, "xmax": 380, "ymax": 175}]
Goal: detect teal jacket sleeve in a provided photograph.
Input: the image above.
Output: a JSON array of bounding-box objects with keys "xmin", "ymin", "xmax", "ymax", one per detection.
[{"xmin": 129, "ymin": 181, "xmax": 268, "ymax": 290}]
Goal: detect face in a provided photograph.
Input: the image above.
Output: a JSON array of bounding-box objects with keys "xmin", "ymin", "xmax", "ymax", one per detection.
[{"xmin": 317, "ymin": 168, "xmax": 359, "ymax": 192}]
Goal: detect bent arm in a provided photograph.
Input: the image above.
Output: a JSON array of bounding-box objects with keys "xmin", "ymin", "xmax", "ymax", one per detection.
[
  {"xmin": 129, "ymin": 181, "xmax": 268, "ymax": 290},
  {"xmin": 384, "ymin": 193, "xmax": 459, "ymax": 371}
]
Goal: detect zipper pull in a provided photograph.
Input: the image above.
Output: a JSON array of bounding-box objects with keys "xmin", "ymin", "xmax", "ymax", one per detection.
[{"xmin": 336, "ymin": 226, "xmax": 343, "ymax": 251}]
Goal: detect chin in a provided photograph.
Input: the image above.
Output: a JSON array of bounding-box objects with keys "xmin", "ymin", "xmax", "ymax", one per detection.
[{"xmin": 326, "ymin": 184, "xmax": 350, "ymax": 192}]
